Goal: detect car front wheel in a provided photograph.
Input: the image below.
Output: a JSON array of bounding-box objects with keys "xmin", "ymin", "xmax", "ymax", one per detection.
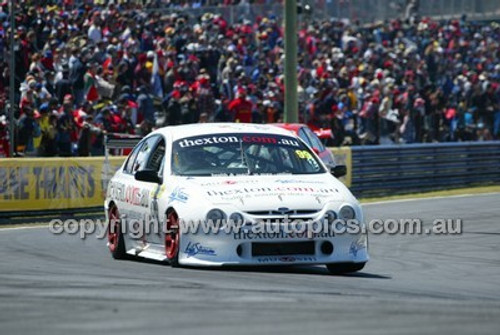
[
  {"xmin": 165, "ymin": 210, "xmax": 180, "ymax": 267},
  {"xmin": 107, "ymin": 205, "xmax": 127, "ymax": 259}
]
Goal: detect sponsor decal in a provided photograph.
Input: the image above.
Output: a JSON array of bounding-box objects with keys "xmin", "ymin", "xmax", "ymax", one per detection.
[
  {"xmin": 108, "ymin": 181, "xmax": 149, "ymax": 207},
  {"xmin": 349, "ymin": 240, "xmax": 366, "ymax": 258},
  {"xmin": 125, "ymin": 187, "xmax": 149, "ymax": 207},
  {"xmin": 155, "ymin": 185, "xmax": 167, "ymax": 198},
  {"xmin": 184, "ymin": 242, "xmax": 217, "ymax": 257},
  {"xmin": 198, "ymin": 179, "xmax": 325, "ymax": 188},
  {"xmin": 168, "ymin": 187, "xmax": 188, "ymax": 203},
  {"xmin": 198, "ymin": 179, "xmax": 260, "ymax": 187},
  {"xmin": 149, "ymin": 185, "xmax": 163, "ymax": 223},
  {"xmin": 178, "ymin": 136, "xmax": 239, "ymax": 148},
  {"xmin": 206, "ymin": 186, "xmax": 338, "ymax": 198},
  {"xmin": 234, "ymin": 229, "xmax": 335, "ymax": 240},
  {"xmin": 257, "ymin": 256, "xmax": 317, "ymax": 263},
  {"xmin": 176, "ymin": 133, "xmax": 301, "ymax": 149},
  {"xmin": 243, "ymin": 135, "xmax": 299, "ymax": 147},
  {"xmin": 279, "ymin": 256, "xmax": 297, "ymax": 262},
  {"xmin": 107, "ymin": 181, "xmax": 124, "ymax": 199},
  {"xmin": 274, "ymin": 179, "xmax": 323, "ymax": 184}
]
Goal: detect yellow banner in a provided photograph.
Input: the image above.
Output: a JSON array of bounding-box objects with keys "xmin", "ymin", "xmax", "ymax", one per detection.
[
  {"xmin": 330, "ymin": 147, "xmax": 352, "ymax": 187},
  {"xmin": 0, "ymin": 157, "xmax": 126, "ymax": 212}
]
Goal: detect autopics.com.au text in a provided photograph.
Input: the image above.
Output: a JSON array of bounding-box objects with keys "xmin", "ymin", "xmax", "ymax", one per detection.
[{"xmin": 48, "ymin": 214, "xmax": 463, "ymax": 239}]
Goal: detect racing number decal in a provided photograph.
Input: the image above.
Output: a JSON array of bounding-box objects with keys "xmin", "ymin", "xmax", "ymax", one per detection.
[
  {"xmin": 295, "ymin": 150, "xmax": 313, "ymax": 160},
  {"xmin": 295, "ymin": 150, "xmax": 319, "ymax": 169}
]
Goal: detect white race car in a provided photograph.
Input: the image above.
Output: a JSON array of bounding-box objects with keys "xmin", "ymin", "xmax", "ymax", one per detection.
[{"xmin": 105, "ymin": 123, "xmax": 368, "ymax": 274}]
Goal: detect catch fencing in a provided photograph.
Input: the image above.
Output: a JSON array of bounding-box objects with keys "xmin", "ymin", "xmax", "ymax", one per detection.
[{"xmin": 349, "ymin": 141, "xmax": 500, "ymax": 197}]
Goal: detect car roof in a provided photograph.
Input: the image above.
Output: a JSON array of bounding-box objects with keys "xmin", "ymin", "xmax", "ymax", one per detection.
[{"xmin": 149, "ymin": 123, "xmax": 295, "ymax": 141}]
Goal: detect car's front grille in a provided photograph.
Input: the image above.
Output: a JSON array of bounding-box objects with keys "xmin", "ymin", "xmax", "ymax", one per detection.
[
  {"xmin": 251, "ymin": 241, "xmax": 315, "ymax": 256},
  {"xmin": 246, "ymin": 209, "xmax": 319, "ymax": 216},
  {"xmin": 245, "ymin": 217, "xmax": 315, "ymax": 224}
]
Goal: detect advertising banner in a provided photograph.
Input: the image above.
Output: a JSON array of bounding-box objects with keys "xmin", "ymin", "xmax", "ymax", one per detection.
[
  {"xmin": 330, "ymin": 147, "xmax": 352, "ymax": 187},
  {"xmin": 0, "ymin": 157, "xmax": 125, "ymax": 212}
]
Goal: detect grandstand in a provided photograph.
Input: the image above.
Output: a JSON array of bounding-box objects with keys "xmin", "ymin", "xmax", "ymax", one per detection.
[{"xmin": 0, "ymin": 0, "xmax": 499, "ymax": 157}]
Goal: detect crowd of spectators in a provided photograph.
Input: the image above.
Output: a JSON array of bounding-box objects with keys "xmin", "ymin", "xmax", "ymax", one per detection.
[{"xmin": 0, "ymin": 1, "xmax": 499, "ymax": 156}]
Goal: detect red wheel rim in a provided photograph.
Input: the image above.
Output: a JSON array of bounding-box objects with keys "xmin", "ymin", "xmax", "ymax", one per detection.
[
  {"xmin": 108, "ymin": 206, "xmax": 120, "ymax": 252},
  {"xmin": 165, "ymin": 211, "xmax": 179, "ymax": 259}
]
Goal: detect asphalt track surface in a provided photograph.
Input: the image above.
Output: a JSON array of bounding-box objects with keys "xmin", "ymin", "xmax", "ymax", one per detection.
[{"xmin": 1, "ymin": 193, "xmax": 499, "ymax": 335}]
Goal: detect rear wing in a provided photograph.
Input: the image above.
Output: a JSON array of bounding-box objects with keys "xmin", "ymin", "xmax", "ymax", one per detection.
[
  {"xmin": 103, "ymin": 133, "xmax": 143, "ymax": 191},
  {"xmin": 313, "ymin": 128, "xmax": 333, "ymax": 140},
  {"xmin": 104, "ymin": 133, "xmax": 143, "ymax": 155}
]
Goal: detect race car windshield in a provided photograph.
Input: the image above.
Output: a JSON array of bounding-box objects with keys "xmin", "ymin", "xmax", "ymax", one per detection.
[{"xmin": 171, "ymin": 133, "xmax": 326, "ymax": 176}]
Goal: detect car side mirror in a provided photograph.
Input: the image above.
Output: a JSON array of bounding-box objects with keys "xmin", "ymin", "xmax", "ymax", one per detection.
[
  {"xmin": 135, "ymin": 169, "xmax": 162, "ymax": 184},
  {"xmin": 331, "ymin": 165, "xmax": 347, "ymax": 178}
]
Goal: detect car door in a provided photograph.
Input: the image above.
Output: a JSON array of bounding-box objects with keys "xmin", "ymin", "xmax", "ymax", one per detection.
[
  {"xmin": 121, "ymin": 135, "xmax": 163, "ymax": 242},
  {"xmin": 141, "ymin": 137, "xmax": 167, "ymax": 245},
  {"xmin": 111, "ymin": 139, "xmax": 144, "ymax": 219}
]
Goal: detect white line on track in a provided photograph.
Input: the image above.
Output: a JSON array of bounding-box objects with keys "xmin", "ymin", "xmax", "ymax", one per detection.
[{"xmin": 0, "ymin": 225, "xmax": 47, "ymax": 232}]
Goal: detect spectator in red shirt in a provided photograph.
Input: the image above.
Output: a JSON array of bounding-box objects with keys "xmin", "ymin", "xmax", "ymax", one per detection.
[
  {"xmin": 196, "ymin": 75, "xmax": 216, "ymax": 121},
  {"xmin": 84, "ymin": 62, "xmax": 99, "ymax": 103},
  {"xmin": 228, "ymin": 88, "xmax": 253, "ymax": 123}
]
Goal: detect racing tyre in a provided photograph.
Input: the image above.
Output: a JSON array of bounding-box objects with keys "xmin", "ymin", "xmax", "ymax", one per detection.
[
  {"xmin": 326, "ymin": 262, "xmax": 365, "ymax": 274},
  {"xmin": 107, "ymin": 205, "xmax": 127, "ymax": 259},
  {"xmin": 165, "ymin": 210, "xmax": 180, "ymax": 267}
]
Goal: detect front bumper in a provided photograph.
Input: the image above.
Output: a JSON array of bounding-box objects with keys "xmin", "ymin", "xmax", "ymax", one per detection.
[{"xmin": 178, "ymin": 227, "xmax": 369, "ymax": 267}]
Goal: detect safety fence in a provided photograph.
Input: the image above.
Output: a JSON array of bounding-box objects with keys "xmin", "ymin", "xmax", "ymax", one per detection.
[
  {"xmin": 0, "ymin": 141, "xmax": 499, "ymax": 220},
  {"xmin": 349, "ymin": 141, "xmax": 500, "ymax": 197}
]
